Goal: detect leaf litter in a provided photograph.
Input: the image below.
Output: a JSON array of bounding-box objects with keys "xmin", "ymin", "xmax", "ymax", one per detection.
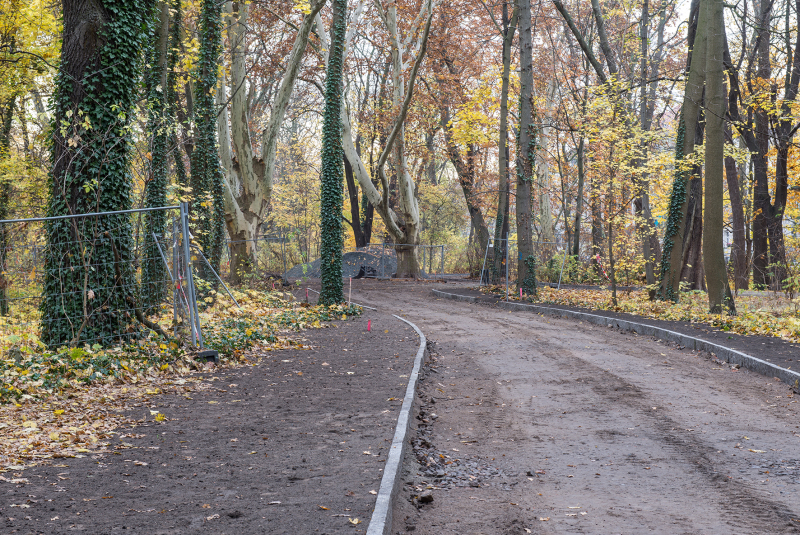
[
  {"xmin": 482, "ymin": 285, "xmax": 800, "ymax": 343},
  {"xmin": 0, "ymin": 288, "xmax": 361, "ymax": 472}
]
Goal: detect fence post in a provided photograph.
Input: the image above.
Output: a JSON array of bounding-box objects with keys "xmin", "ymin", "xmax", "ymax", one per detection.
[
  {"xmin": 440, "ymin": 245, "xmax": 444, "ymax": 280},
  {"xmin": 172, "ymin": 219, "xmax": 179, "ymax": 337},
  {"xmin": 382, "ymin": 242, "xmax": 385, "ymax": 278},
  {"xmin": 557, "ymin": 245, "xmax": 569, "ymax": 290},
  {"xmin": 505, "ymin": 237, "xmax": 509, "ymax": 302},
  {"xmin": 281, "ymin": 229, "xmax": 287, "ymax": 280},
  {"xmin": 180, "ymin": 202, "xmax": 203, "ymax": 348},
  {"xmin": 480, "ymin": 237, "xmax": 491, "ymax": 286},
  {"xmin": 253, "ymin": 236, "xmax": 259, "ymax": 281}
]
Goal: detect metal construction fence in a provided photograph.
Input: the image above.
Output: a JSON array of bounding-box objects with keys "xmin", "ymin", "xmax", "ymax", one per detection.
[
  {"xmin": 479, "ymin": 237, "xmax": 571, "ymax": 297},
  {"xmin": 220, "ymin": 239, "xmax": 449, "ymax": 282},
  {"xmin": 219, "ymin": 235, "xmax": 292, "ymax": 282},
  {"xmin": 0, "ymin": 203, "xmax": 204, "ymax": 352},
  {"xmin": 282, "ymin": 243, "xmax": 446, "ymax": 280}
]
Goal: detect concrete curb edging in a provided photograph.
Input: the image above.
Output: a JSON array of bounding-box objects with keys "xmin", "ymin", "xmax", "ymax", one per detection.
[
  {"xmin": 432, "ymin": 288, "xmax": 800, "ymax": 391},
  {"xmin": 366, "ymin": 315, "xmax": 427, "ymax": 535}
]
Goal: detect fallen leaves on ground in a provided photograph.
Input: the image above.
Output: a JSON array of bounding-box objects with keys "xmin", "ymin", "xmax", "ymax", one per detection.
[
  {"xmin": 483, "ymin": 285, "xmax": 800, "ymax": 343},
  {"xmin": 0, "ymin": 376, "xmax": 206, "ymax": 470},
  {"xmin": 0, "ymin": 288, "xmax": 362, "ymax": 470}
]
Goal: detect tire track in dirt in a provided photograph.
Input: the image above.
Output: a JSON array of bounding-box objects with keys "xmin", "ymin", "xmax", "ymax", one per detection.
[
  {"xmin": 345, "ymin": 281, "xmax": 799, "ymax": 534},
  {"xmin": 533, "ymin": 343, "xmax": 798, "ymax": 533}
]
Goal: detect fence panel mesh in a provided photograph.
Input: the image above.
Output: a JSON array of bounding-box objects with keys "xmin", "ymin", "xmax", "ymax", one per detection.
[{"xmin": 0, "ymin": 205, "xmax": 200, "ymax": 352}]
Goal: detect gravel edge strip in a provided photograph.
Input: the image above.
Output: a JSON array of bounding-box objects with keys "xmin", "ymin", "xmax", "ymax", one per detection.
[
  {"xmin": 366, "ymin": 314, "xmax": 428, "ymax": 535},
  {"xmin": 432, "ymin": 289, "xmax": 800, "ymax": 391}
]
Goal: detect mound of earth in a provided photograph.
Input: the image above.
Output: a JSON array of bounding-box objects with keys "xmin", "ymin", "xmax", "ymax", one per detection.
[{"xmin": 286, "ymin": 248, "xmax": 431, "ymax": 280}]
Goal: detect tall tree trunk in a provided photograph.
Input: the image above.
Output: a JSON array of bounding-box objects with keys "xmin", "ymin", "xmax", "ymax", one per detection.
[
  {"xmin": 0, "ymin": 95, "xmax": 15, "ymax": 316},
  {"xmin": 42, "ymin": 0, "xmax": 151, "ymax": 347},
  {"xmin": 767, "ymin": 0, "xmax": 800, "ymax": 288},
  {"xmin": 752, "ymin": 0, "xmax": 772, "ymax": 288},
  {"xmin": 220, "ymin": 1, "xmax": 325, "ymax": 283},
  {"xmin": 658, "ymin": 0, "xmax": 704, "ymax": 301},
  {"xmin": 572, "ymin": 136, "xmax": 585, "ymax": 257},
  {"xmin": 635, "ymin": 0, "xmax": 655, "ymax": 295},
  {"xmin": 442, "ymin": 107, "xmax": 489, "ymax": 275},
  {"xmin": 721, "ymin": 35, "xmax": 748, "ymax": 292},
  {"xmin": 142, "ymin": 0, "xmax": 171, "ymax": 311},
  {"xmin": 166, "ymin": 0, "xmax": 188, "ymax": 188},
  {"xmin": 681, "ymin": 125, "xmax": 706, "ymax": 292},
  {"xmin": 590, "ymin": 171, "xmax": 604, "ymax": 275},
  {"xmin": 344, "ymin": 154, "xmax": 367, "ymax": 247},
  {"xmin": 319, "ymin": 0, "xmax": 347, "ymax": 304},
  {"xmin": 535, "ymin": 78, "xmax": 556, "ymax": 245},
  {"xmin": 703, "ymin": 0, "xmax": 735, "ymax": 313},
  {"xmin": 725, "ymin": 138, "xmax": 748, "ymax": 290},
  {"xmin": 492, "ymin": 1, "xmax": 517, "ymax": 282},
  {"xmin": 190, "ymin": 0, "xmax": 226, "ymax": 282},
  {"xmin": 557, "ymin": 142, "xmax": 572, "ymax": 250},
  {"xmin": 516, "ymin": 0, "xmax": 535, "ymax": 294},
  {"xmin": 425, "ymin": 131, "xmax": 437, "ymax": 185}
]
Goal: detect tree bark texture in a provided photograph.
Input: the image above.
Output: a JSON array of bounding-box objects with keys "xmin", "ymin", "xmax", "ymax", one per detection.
[
  {"xmin": 142, "ymin": 0, "xmax": 171, "ymax": 311},
  {"xmin": 0, "ymin": 95, "xmax": 15, "ymax": 316},
  {"xmin": 658, "ymin": 0, "xmax": 705, "ymax": 301},
  {"xmin": 572, "ymin": 136, "xmax": 585, "ymax": 257},
  {"xmin": 190, "ymin": 0, "xmax": 226, "ymax": 281},
  {"xmin": 442, "ymin": 106, "xmax": 489, "ymax": 276},
  {"xmin": 516, "ymin": 0, "xmax": 535, "ymax": 294},
  {"xmin": 319, "ymin": 0, "xmax": 347, "ymax": 304},
  {"xmin": 535, "ymin": 79, "xmax": 555, "ymax": 245},
  {"xmin": 703, "ymin": 0, "xmax": 735, "ymax": 313},
  {"xmin": 42, "ymin": 0, "xmax": 151, "ymax": 347},
  {"xmin": 492, "ymin": 1, "xmax": 517, "ymax": 283},
  {"xmin": 344, "ymin": 154, "xmax": 367, "ymax": 248}
]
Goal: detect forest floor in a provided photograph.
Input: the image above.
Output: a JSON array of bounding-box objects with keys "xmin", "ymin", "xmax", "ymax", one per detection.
[
  {"xmin": 2, "ymin": 278, "xmax": 799, "ymax": 534},
  {"xmin": 0, "ymin": 309, "xmax": 418, "ymax": 534},
  {"xmin": 329, "ymin": 279, "xmax": 799, "ymax": 534}
]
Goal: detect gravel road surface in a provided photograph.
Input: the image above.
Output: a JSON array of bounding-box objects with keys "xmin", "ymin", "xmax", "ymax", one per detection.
[{"xmin": 346, "ymin": 280, "xmax": 800, "ymax": 534}]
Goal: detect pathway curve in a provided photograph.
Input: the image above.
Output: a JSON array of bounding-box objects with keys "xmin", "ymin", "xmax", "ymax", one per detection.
[{"xmin": 345, "ymin": 280, "xmax": 800, "ymax": 534}]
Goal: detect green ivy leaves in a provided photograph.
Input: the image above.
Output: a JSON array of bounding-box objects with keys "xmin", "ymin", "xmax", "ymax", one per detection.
[{"xmin": 319, "ymin": 0, "xmax": 348, "ymax": 306}]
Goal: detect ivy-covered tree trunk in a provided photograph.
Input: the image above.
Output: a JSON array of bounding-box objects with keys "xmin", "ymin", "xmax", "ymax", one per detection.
[
  {"xmin": 142, "ymin": 1, "xmax": 170, "ymax": 313},
  {"xmin": 516, "ymin": 0, "xmax": 536, "ymax": 295},
  {"xmin": 319, "ymin": 0, "xmax": 347, "ymax": 305},
  {"xmin": 658, "ymin": 0, "xmax": 705, "ymax": 302},
  {"xmin": 41, "ymin": 0, "xmax": 151, "ymax": 347},
  {"xmin": 166, "ymin": 0, "xmax": 188, "ymax": 188},
  {"xmin": 190, "ymin": 0, "xmax": 225, "ymax": 282},
  {"xmin": 0, "ymin": 95, "xmax": 15, "ymax": 316}
]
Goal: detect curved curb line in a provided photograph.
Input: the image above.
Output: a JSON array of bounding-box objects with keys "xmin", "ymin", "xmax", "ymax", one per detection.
[
  {"xmin": 366, "ymin": 315, "xmax": 427, "ymax": 535},
  {"xmin": 432, "ymin": 289, "xmax": 800, "ymax": 391}
]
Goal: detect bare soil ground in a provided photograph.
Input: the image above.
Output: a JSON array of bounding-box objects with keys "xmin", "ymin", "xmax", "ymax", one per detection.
[
  {"xmin": 4, "ymin": 278, "xmax": 799, "ymax": 534},
  {"xmin": 334, "ymin": 279, "xmax": 800, "ymax": 534},
  {"xmin": 0, "ymin": 311, "xmax": 418, "ymax": 534},
  {"xmin": 446, "ymin": 286, "xmax": 800, "ymax": 371}
]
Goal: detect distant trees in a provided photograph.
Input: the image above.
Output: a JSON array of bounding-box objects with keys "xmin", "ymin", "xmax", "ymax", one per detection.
[{"xmin": 0, "ymin": 0, "xmax": 796, "ymax": 327}]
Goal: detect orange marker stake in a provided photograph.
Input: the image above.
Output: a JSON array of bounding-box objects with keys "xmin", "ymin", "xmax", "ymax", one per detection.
[{"xmin": 367, "ymin": 320, "xmax": 371, "ymax": 332}]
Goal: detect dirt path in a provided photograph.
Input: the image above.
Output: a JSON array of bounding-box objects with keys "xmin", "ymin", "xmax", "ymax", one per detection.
[
  {"xmin": 0, "ymin": 311, "xmax": 418, "ymax": 534},
  {"xmin": 344, "ymin": 280, "xmax": 800, "ymax": 534}
]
